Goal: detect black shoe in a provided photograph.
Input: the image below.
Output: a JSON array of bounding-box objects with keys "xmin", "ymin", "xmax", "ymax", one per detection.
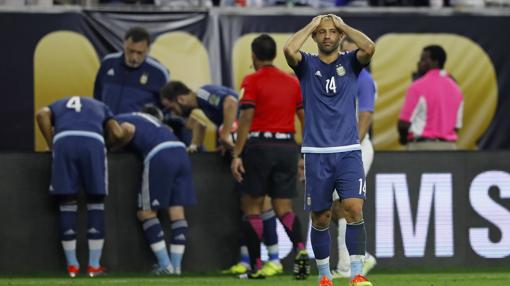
[{"xmin": 293, "ymin": 250, "xmax": 310, "ymax": 280}]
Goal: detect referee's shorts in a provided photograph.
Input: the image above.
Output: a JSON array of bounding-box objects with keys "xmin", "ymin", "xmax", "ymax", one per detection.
[{"xmin": 239, "ymin": 132, "xmax": 299, "ymax": 199}]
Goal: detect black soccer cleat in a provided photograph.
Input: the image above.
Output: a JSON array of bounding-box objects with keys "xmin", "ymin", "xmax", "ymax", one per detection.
[{"xmin": 293, "ymin": 249, "xmax": 311, "ymax": 280}]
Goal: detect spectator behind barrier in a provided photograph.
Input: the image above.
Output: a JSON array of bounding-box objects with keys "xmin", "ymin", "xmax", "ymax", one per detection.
[{"xmin": 397, "ymin": 45, "xmax": 464, "ymax": 151}]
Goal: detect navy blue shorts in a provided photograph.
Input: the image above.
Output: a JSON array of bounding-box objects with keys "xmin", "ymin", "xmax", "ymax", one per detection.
[
  {"xmin": 50, "ymin": 136, "xmax": 107, "ymax": 196},
  {"xmin": 139, "ymin": 146, "xmax": 196, "ymax": 211},
  {"xmin": 304, "ymin": 151, "xmax": 365, "ymax": 212}
]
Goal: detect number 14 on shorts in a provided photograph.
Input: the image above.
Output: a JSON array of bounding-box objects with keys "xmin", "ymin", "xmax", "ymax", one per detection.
[{"xmin": 358, "ymin": 178, "xmax": 366, "ymax": 195}]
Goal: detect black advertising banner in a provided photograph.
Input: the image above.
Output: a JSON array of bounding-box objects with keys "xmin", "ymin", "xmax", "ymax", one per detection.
[
  {"xmin": 365, "ymin": 151, "xmax": 510, "ymax": 269},
  {"xmin": 1, "ymin": 9, "xmax": 510, "ymax": 151},
  {"xmin": 0, "ymin": 152, "xmax": 509, "ymax": 272}
]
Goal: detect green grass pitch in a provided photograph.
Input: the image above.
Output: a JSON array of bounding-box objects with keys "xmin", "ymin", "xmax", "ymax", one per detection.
[{"xmin": 1, "ymin": 272, "xmax": 509, "ymax": 286}]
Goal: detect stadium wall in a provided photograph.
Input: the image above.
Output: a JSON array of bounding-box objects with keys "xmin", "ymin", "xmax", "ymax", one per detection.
[
  {"xmin": 1, "ymin": 9, "xmax": 510, "ymax": 150},
  {"xmin": 0, "ymin": 152, "xmax": 509, "ymax": 274}
]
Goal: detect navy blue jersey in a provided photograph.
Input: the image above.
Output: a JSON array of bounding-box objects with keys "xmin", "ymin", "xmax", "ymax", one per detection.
[
  {"xmin": 94, "ymin": 52, "xmax": 169, "ymax": 114},
  {"xmin": 196, "ymin": 84, "xmax": 238, "ymax": 126},
  {"xmin": 292, "ymin": 51, "xmax": 364, "ymax": 153},
  {"xmin": 49, "ymin": 96, "xmax": 113, "ymax": 136},
  {"xmin": 115, "ymin": 113, "xmax": 180, "ymax": 157}
]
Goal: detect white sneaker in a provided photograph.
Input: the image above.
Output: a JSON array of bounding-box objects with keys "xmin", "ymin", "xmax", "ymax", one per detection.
[
  {"xmin": 332, "ymin": 268, "xmax": 351, "ymax": 279},
  {"xmin": 362, "ymin": 253, "xmax": 377, "ymax": 276}
]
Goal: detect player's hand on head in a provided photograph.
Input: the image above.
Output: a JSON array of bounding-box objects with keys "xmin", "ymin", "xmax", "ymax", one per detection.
[
  {"xmin": 311, "ymin": 15, "xmax": 324, "ymax": 28},
  {"xmin": 328, "ymin": 14, "xmax": 345, "ymax": 28},
  {"xmin": 231, "ymin": 157, "xmax": 245, "ymax": 183}
]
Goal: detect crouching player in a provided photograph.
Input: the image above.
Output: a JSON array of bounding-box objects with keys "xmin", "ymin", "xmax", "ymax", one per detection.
[
  {"xmin": 36, "ymin": 96, "xmax": 132, "ymax": 277},
  {"xmin": 115, "ymin": 105, "xmax": 196, "ymax": 275}
]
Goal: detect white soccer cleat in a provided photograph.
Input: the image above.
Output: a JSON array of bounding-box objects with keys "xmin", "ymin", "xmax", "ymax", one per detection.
[
  {"xmin": 362, "ymin": 253, "xmax": 377, "ymax": 276},
  {"xmin": 332, "ymin": 268, "xmax": 351, "ymax": 279}
]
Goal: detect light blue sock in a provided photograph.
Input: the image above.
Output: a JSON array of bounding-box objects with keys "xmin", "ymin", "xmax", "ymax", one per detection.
[
  {"xmin": 153, "ymin": 245, "xmax": 171, "ymax": 269},
  {"xmin": 316, "ymin": 257, "xmax": 333, "ymax": 280},
  {"xmin": 59, "ymin": 203, "xmax": 79, "ymax": 267},
  {"xmin": 88, "ymin": 240, "xmax": 104, "ymax": 268},
  {"xmin": 350, "ymin": 256, "xmax": 363, "ymax": 278},
  {"xmin": 62, "ymin": 240, "xmax": 79, "ymax": 267},
  {"xmin": 142, "ymin": 218, "xmax": 171, "ymax": 269},
  {"xmin": 170, "ymin": 220, "xmax": 187, "ymax": 274}
]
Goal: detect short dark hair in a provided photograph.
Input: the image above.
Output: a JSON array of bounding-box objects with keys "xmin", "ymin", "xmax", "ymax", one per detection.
[
  {"xmin": 423, "ymin": 45, "xmax": 447, "ymax": 69},
  {"xmin": 124, "ymin": 27, "xmax": 151, "ymax": 45},
  {"xmin": 141, "ymin": 104, "xmax": 164, "ymax": 121},
  {"xmin": 251, "ymin": 34, "xmax": 276, "ymax": 61},
  {"xmin": 160, "ymin": 81, "xmax": 191, "ymax": 102}
]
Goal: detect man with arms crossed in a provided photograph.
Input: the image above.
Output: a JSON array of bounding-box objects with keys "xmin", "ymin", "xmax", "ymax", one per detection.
[{"xmin": 284, "ymin": 15, "xmax": 375, "ymax": 286}]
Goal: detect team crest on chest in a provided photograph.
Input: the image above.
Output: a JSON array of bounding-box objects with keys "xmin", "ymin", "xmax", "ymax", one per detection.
[
  {"xmin": 336, "ymin": 64, "xmax": 346, "ymax": 76},
  {"xmin": 140, "ymin": 73, "xmax": 149, "ymax": 85},
  {"xmin": 208, "ymin": 94, "xmax": 220, "ymax": 106}
]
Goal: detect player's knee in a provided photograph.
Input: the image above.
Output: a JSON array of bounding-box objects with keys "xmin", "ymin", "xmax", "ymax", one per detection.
[
  {"xmin": 137, "ymin": 210, "xmax": 157, "ymax": 221},
  {"xmin": 311, "ymin": 209, "xmax": 332, "ymax": 229},
  {"xmin": 272, "ymin": 199, "xmax": 293, "ymax": 217},
  {"xmin": 343, "ymin": 203, "xmax": 363, "ymax": 223}
]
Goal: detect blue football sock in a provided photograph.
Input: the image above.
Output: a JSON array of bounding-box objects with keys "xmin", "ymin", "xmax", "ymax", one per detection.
[
  {"xmin": 87, "ymin": 203, "xmax": 105, "ymax": 268},
  {"xmin": 170, "ymin": 220, "xmax": 188, "ymax": 274},
  {"xmin": 59, "ymin": 203, "xmax": 79, "ymax": 267},
  {"xmin": 142, "ymin": 217, "xmax": 170, "ymax": 269},
  {"xmin": 262, "ymin": 209, "xmax": 279, "ymax": 262},
  {"xmin": 346, "ymin": 220, "xmax": 366, "ymax": 277},
  {"xmin": 311, "ymin": 225, "xmax": 332, "ymax": 280}
]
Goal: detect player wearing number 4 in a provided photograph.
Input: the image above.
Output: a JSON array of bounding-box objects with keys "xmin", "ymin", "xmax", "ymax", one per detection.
[
  {"xmin": 36, "ymin": 96, "xmax": 134, "ymax": 278},
  {"xmin": 284, "ymin": 14, "xmax": 375, "ymax": 286}
]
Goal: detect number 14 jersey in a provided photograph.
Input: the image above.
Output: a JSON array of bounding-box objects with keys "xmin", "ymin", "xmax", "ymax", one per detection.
[{"xmin": 292, "ymin": 51, "xmax": 364, "ymax": 154}]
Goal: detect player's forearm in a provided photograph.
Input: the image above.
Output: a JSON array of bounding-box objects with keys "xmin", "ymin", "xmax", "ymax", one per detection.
[
  {"xmin": 221, "ymin": 100, "xmax": 237, "ymax": 140},
  {"xmin": 284, "ymin": 24, "xmax": 315, "ymax": 66},
  {"xmin": 232, "ymin": 109, "xmax": 254, "ymax": 158},
  {"xmin": 358, "ymin": 112, "xmax": 372, "ymax": 142},
  {"xmin": 297, "ymin": 109, "xmax": 305, "ymax": 138},
  {"xmin": 36, "ymin": 108, "xmax": 53, "ymax": 149},
  {"xmin": 284, "ymin": 23, "xmax": 315, "ymax": 55},
  {"xmin": 191, "ymin": 123, "xmax": 206, "ymax": 147},
  {"xmin": 339, "ymin": 24, "xmax": 375, "ymax": 58}
]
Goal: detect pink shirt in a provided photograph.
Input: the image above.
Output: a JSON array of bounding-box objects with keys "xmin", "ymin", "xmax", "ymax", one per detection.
[{"xmin": 399, "ymin": 69, "xmax": 464, "ymax": 141}]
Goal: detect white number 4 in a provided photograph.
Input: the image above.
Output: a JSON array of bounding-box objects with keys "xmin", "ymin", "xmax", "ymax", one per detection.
[
  {"xmin": 358, "ymin": 178, "xmax": 366, "ymax": 195},
  {"xmin": 325, "ymin": 76, "xmax": 337, "ymax": 94},
  {"xmin": 66, "ymin": 96, "xmax": 82, "ymax": 112}
]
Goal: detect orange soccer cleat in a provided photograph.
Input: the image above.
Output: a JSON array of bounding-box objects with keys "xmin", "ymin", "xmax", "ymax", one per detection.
[
  {"xmin": 348, "ymin": 274, "xmax": 373, "ymax": 286},
  {"xmin": 318, "ymin": 275, "xmax": 334, "ymax": 286},
  {"xmin": 67, "ymin": 265, "xmax": 79, "ymax": 278},
  {"xmin": 87, "ymin": 265, "xmax": 106, "ymax": 277}
]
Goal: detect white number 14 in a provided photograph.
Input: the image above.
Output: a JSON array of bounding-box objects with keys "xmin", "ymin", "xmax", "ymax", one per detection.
[{"xmin": 325, "ymin": 76, "xmax": 337, "ymax": 93}]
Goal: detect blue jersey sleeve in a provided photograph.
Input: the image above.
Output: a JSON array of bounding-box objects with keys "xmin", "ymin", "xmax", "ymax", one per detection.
[
  {"xmin": 347, "ymin": 49, "xmax": 365, "ymax": 76},
  {"xmin": 292, "ymin": 51, "xmax": 310, "ymax": 78},
  {"xmin": 357, "ymin": 69, "xmax": 376, "ymax": 113}
]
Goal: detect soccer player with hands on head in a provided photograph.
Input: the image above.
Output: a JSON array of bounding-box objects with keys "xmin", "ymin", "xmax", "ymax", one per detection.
[{"xmin": 284, "ymin": 14, "xmax": 375, "ymax": 286}]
